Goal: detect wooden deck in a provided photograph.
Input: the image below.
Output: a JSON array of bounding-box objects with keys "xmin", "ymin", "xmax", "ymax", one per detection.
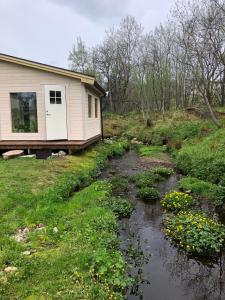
[{"xmin": 0, "ymin": 135, "xmax": 102, "ymax": 151}]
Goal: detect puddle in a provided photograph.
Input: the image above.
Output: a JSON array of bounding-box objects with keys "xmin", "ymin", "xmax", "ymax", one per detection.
[{"xmin": 101, "ymin": 150, "xmax": 225, "ymax": 300}]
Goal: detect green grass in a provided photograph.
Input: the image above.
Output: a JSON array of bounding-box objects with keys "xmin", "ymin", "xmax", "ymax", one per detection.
[
  {"xmin": 0, "ymin": 140, "xmax": 131, "ymax": 299},
  {"xmin": 179, "ymin": 177, "xmax": 225, "ymax": 205},
  {"xmin": 103, "ymin": 111, "xmax": 217, "ymax": 148},
  {"xmin": 137, "ymin": 145, "xmax": 166, "ymax": 157},
  {"xmin": 176, "ymin": 129, "xmax": 225, "ymax": 184}
]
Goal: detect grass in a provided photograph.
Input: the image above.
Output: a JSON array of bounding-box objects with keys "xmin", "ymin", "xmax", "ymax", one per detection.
[
  {"xmin": 176, "ymin": 129, "xmax": 225, "ymax": 184},
  {"xmin": 179, "ymin": 177, "xmax": 225, "ymax": 205},
  {"xmin": 0, "ymin": 139, "xmax": 131, "ymax": 299},
  {"xmin": 103, "ymin": 111, "xmax": 217, "ymax": 149}
]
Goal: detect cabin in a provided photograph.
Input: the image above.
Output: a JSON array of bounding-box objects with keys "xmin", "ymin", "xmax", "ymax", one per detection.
[{"xmin": 0, "ymin": 53, "xmax": 105, "ymax": 154}]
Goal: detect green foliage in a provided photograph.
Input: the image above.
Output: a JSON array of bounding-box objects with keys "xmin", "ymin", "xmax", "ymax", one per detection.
[
  {"xmin": 0, "ymin": 141, "xmax": 131, "ymax": 299},
  {"xmin": 152, "ymin": 167, "xmax": 174, "ymax": 178},
  {"xmin": 179, "ymin": 177, "xmax": 225, "ymax": 205},
  {"xmin": 137, "ymin": 187, "xmax": 160, "ymax": 201},
  {"xmin": 176, "ymin": 129, "xmax": 225, "ymax": 184},
  {"xmin": 164, "ymin": 211, "xmax": 225, "ymax": 256},
  {"xmin": 98, "ymin": 195, "xmax": 134, "ymax": 218},
  {"xmin": 137, "ymin": 145, "xmax": 166, "ymax": 156},
  {"xmin": 132, "ymin": 167, "xmax": 173, "ymax": 191},
  {"xmin": 131, "ymin": 170, "xmax": 155, "ymax": 188},
  {"xmin": 109, "ymin": 175, "xmax": 129, "ymax": 196},
  {"xmin": 103, "ymin": 112, "xmax": 216, "ymax": 148},
  {"xmin": 161, "ymin": 191, "xmax": 195, "ymax": 212}
]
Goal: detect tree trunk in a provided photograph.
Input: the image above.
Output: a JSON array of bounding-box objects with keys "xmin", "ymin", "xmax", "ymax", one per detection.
[{"xmin": 203, "ymin": 94, "xmax": 221, "ymax": 128}]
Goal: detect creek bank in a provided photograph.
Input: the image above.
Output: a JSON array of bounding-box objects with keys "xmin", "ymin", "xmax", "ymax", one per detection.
[{"xmin": 101, "ymin": 150, "xmax": 225, "ymax": 300}]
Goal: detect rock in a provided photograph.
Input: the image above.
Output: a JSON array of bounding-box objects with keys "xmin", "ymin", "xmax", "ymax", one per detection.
[
  {"xmin": 20, "ymin": 154, "xmax": 36, "ymax": 158},
  {"xmin": 52, "ymin": 151, "xmax": 66, "ymax": 157},
  {"xmin": 51, "ymin": 152, "xmax": 59, "ymax": 157},
  {"xmin": 13, "ymin": 227, "xmax": 29, "ymax": 243},
  {"xmin": 53, "ymin": 226, "xmax": 58, "ymax": 233},
  {"xmin": 2, "ymin": 150, "xmax": 24, "ymax": 160},
  {"xmin": 4, "ymin": 266, "xmax": 18, "ymax": 273},
  {"xmin": 22, "ymin": 250, "xmax": 31, "ymax": 256},
  {"xmin": 58, "ymin": 151, "xmax": 66, "ymax": 156},
  {"xmin": 35, "ymin": 223, "xmax": 45, "ymax": 231}
]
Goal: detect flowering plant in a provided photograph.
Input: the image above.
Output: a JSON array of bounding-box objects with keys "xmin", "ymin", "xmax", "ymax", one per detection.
[
  {"xmin": 161, "ymin": 191, "xmax": 195, "ymax": 212},
  {"xmin": 164, "ymin": 211, "xmax": 225, "ymax": 256}
]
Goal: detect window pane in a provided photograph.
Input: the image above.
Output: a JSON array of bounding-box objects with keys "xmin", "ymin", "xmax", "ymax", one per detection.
[
  {"xmin": 88, "ymin": 95, "xmax": 92, "ymax": 118},
  {"xmin": 11, "ymin": 92, "xmax": 38, "ymax": 133},
  {"xmin": 95, "ymin": 98, "xmax": 98, "ymax": 118},
  {"xmin": 56, "ymin": 91, "xmax": 61, "ymax": 98},
  {"xmin": 56, "ymin": 98, "xmax": 61, "ymax": 104},
  {"xmin": 50, "ymin": 90, "xmax": 55, "ymax": 97},
  {"xmin": 50, "ymin": 97, "xmax": 55, "ymax": 104}
]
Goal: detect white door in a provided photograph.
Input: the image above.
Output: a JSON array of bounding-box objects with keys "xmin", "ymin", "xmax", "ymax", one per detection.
[{"xmin": 45, "ymin": 85, "xmax": 68, "ymax": 140}]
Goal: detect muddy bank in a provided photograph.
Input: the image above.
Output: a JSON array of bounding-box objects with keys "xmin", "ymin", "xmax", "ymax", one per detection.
[{"xmin": 101, "ymin": 150, "xmax": 225, "ymax": 300}]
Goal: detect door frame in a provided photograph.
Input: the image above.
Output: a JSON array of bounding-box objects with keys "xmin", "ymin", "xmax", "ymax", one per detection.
[{"xmin": 44, "ymin": 84, "xmax": 68, "ymax": 140}]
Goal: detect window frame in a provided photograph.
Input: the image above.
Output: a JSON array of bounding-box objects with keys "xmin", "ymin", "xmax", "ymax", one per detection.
[
  {"xmin": 94, "ymin": 98, "xmax": 98, "ymax": 118},
  {"xmin": 49, "ymin": 90, "xmax": 62, "ymax": 105},
  {"xmin": 10, "ymin": 92, "xmax": 38, "ymax": 133},
  {"xmin": 88, "ymin": 94, "xmax": 92, "ymax": 118}
]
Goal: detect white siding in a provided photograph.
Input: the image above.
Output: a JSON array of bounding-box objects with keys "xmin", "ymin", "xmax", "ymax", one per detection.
[
  {"xmin": 82, "ymin": 85, "xmax": 101, "ymax": 140},
  {"xmin": 0, "ymin": 61, "xmax": 85, "ymax": 140}
]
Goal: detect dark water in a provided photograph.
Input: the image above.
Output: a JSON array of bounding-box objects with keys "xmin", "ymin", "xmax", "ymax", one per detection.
[{"xmin": 101, "ymin": 151, "xmax": 225, "ymax": 300}]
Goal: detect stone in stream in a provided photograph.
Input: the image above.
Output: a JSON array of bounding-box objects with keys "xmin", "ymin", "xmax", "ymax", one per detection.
[{"xmin": 2, "ymin": 150, "xmax": 24, "ymax": 159}]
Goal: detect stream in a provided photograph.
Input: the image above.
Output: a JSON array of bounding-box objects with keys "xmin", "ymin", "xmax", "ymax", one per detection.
[{"xmin": 101, "ymin": 150, "xmax": 225, "ymax": 300}]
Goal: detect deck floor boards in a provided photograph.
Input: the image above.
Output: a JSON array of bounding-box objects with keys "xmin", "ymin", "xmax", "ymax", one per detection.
[{"xmin": 0, "ymin": 135, "xmax": 102, "ymax": 150}]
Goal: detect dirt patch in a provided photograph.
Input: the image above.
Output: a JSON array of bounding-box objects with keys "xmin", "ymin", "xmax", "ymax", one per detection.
[{"xmin": 139, "ymin": 156, "xmax": 175, "ymax": 169}]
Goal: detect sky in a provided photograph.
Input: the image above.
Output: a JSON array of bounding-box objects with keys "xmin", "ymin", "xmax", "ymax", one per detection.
[{"xmin": 0, "ymin": 0, "xmax": 175, "ymax": 68}]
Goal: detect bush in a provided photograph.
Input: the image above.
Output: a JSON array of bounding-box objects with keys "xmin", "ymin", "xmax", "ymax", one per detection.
[
  {"xmin": 109, "ymin": 175, "xmax": 129, "ymax": 196},
  {"xmin": 176, "ymin": 129, "xmax": 225, "ymax": 184},
  {"xmin": 179, "ymin": 177, "xmax": 225, "ymax": 205},
  {"xmin": 101, "ymin": 196, "xmax": 134, "ymax": 218},
  {"xmin": 161, "ymin": 191, "xmax": 195, "ymax": 212},
  {"xmin": 137, "ymin": 187, "xmax": 160, "ymax": 201},
  {"xmin": 152, "ymin": 167, "xmax": 174, "ymax": 178},
  {"xmin": 164, "ymin": 211, "xmax": 225, "ymax": 256},
  {"xmin": 131, "ymin": 170, "xmax": 155, "ymax": 188}
]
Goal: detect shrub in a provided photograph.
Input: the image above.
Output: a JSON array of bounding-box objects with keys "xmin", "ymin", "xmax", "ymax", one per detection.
[
  {"xmin": 109, "ymin": 175, "xmax": 129, "ymax": 196},
  {"xmin": 176, "ymin": 129, "xmax": 225, "ymax": 184},
  {"xmin": 99, "ymin": 196, "xmax": 134, "ymax": 218},
  {"xmin": 131, "ymin": 170, "xmax": 155, "ymax": 188},
  {"xmin": 161, "ymin": 191, "xmax": 195, "ymax": 212},
  {"xmin": 137, "ymin": 187, "xmax": 160, "ymax": 201},
  {"xmin": 164, "ymin": 211, "xmax": 225, "ymax": 256},
  {"xmin": 179, "ymin": 177, "xmax": 225, "ymax": 205},
  {"xmin": 152, "ymin": 167, "xmax": 174, "ymax": 178}
]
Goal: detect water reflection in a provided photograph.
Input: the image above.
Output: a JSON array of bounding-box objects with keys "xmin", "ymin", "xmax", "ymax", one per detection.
[{"xmin": 101, "ymin": 151, "xmax": 225, "ymax": 300}]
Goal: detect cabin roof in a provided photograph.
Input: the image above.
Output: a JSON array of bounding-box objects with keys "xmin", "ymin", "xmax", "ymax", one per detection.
[{"xmin": 0, "ymin": 53, "xmax": 105, "ymax": 95}]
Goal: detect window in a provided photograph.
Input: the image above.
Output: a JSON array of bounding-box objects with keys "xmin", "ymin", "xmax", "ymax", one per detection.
[
  {"xmin": 88, "ymin": 94, "xmax": 92, "ymax": 118},
  {"xmin": 49, "ymin": 90, "xmax": 62, "ymax": 104},
  {"xmin": 11, "ymin": 92, "xmax": 38, "ymax": 133},
  {"xmin": 95, "ymin": 98, "xmax": 98, "ymax": 118}
]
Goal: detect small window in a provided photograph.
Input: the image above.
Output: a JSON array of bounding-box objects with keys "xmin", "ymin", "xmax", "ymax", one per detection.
[
  {"xmin": 88, "ymin": 94, "xmax": 92, "ymax": 118},
  {"xmin": 10, "ymin": 92, "xmax": 38, "ymax": 133},
  {"xmin": 49, "ymin": 90, "xmax": 62, "ymax": 104},
  {"xmin": 95, "ymin": 98, "xmax": 98, "ymax": 118}
]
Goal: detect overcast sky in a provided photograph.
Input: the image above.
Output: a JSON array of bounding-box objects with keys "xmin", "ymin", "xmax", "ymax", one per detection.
[{"xmin": 0, "ymin": 0, "xmax": 175, "ymax": 68}]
